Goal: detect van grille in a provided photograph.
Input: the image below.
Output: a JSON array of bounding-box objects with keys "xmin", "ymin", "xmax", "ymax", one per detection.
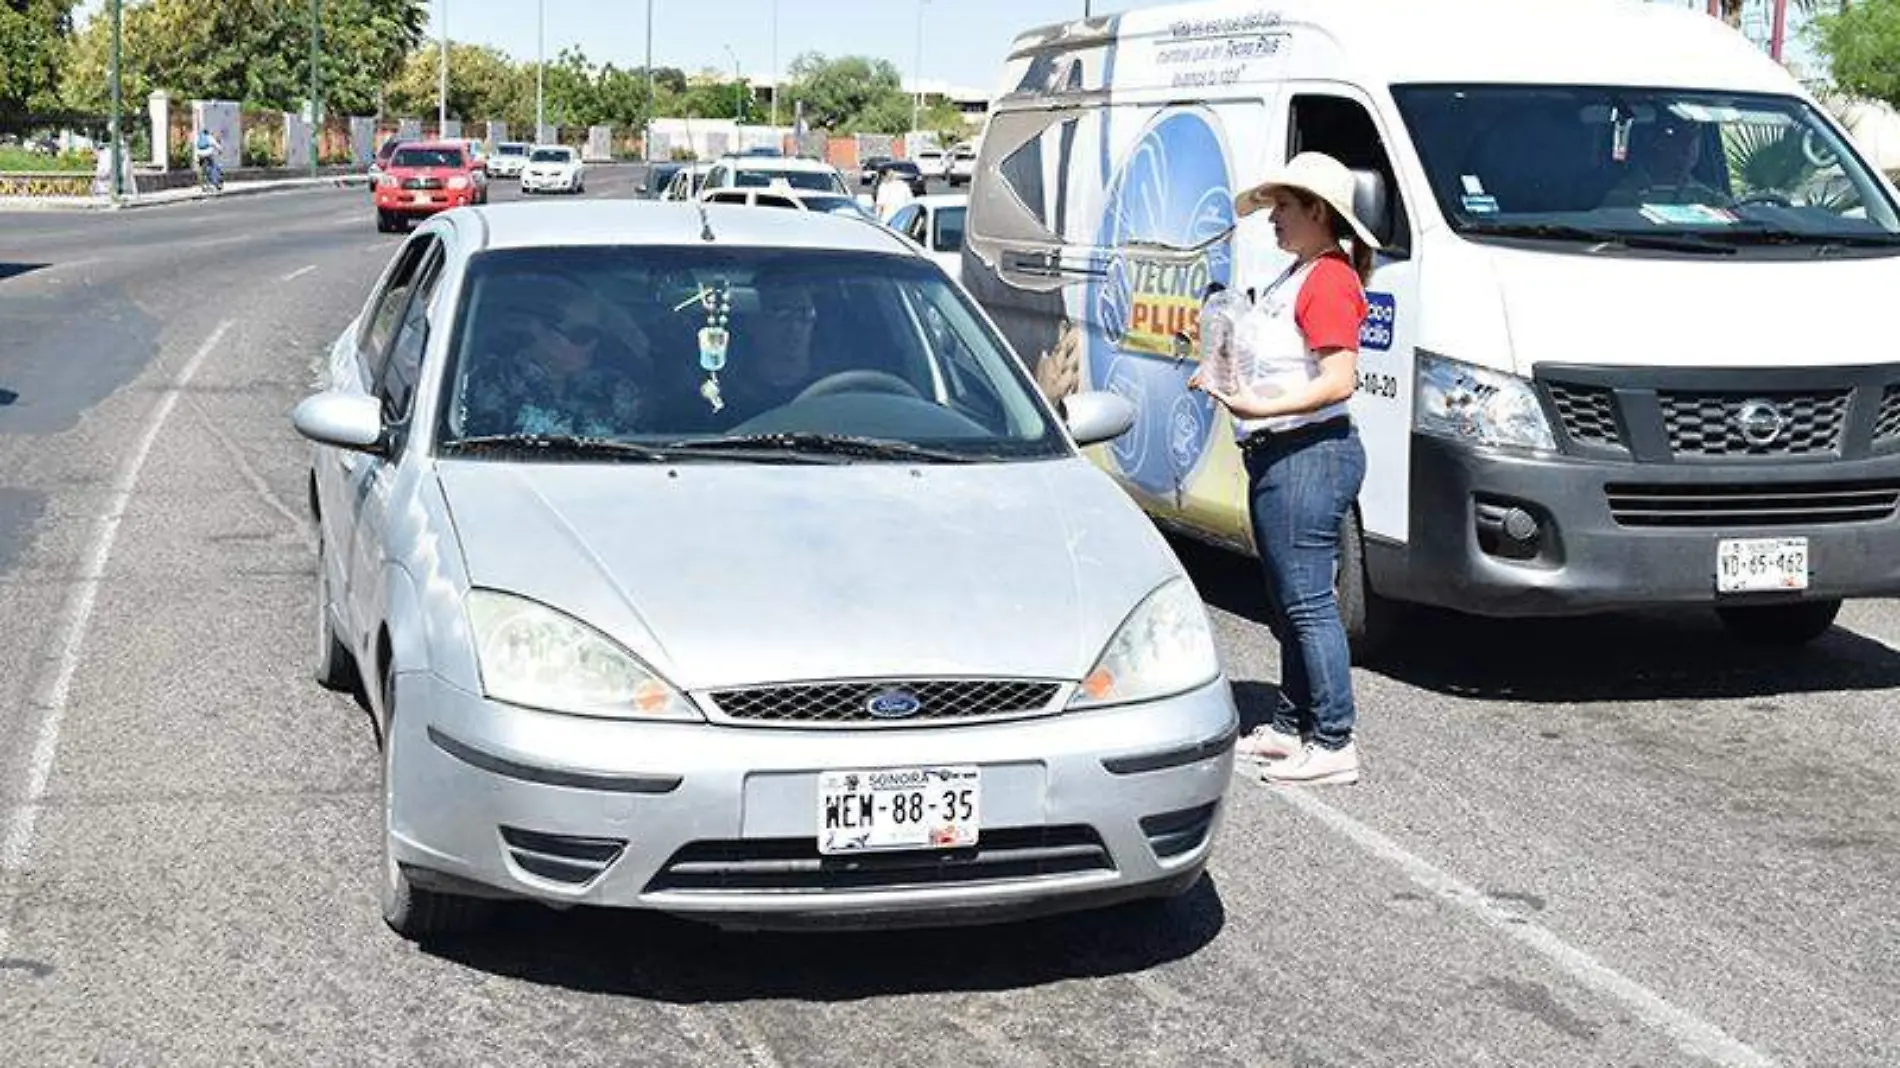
[
  {"xmin": 1605, "ymin": 479, "xmax": 1900, "ymax": 528},
  {"xmin": 706, "ymin": 679, "xmax": 1062, "ymax": 727},
  {"xmin": 645, "ymin": 825, "xmax": 1113, "ymax": 894},
  {"xmin": 1876, "ymin": 386, "xmax": 1900, "ymax": 445},
  {"xmin": 1546, "ymin": 383, "xmax": 1625, "ymax": 450},
  {"xmin": 1658, "ymin": 390, "xmax": 1850, "ymax": 458}
]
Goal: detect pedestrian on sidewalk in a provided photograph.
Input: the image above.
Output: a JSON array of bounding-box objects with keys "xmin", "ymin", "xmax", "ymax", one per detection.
[
  {"xmin": 875, "ymin": 165, "xmax": 914, "ymax": 221},
  {"xmin": 1190, "ymin": 151, "xmax": 1376, "ymax": 786}
]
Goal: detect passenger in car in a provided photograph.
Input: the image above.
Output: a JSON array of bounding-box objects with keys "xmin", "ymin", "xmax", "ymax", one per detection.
[{"xmin": 462, "ymin": 276, "xmax": 654, "ymax": 437}]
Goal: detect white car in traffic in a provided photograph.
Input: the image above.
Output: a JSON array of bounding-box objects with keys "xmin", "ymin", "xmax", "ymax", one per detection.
[{"xmin": 521, "ymin": 145, "xmax": 585, "ymax": 194}]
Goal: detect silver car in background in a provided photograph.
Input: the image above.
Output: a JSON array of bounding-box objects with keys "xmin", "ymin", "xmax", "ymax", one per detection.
[{"xmin": 293, "ymin": 202, "xmax": 1237, "ymax": 940}]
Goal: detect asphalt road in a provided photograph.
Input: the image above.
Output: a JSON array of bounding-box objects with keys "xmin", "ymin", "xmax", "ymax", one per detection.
[{"xmin": 2, "ymin": 165, "xmax": 1898, "ymax": 1068}]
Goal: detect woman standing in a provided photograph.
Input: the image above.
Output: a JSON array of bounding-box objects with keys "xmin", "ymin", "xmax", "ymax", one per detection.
[{"xmin": 1191, "ymin": 151, "xmax": 1378, "ymax": 786}]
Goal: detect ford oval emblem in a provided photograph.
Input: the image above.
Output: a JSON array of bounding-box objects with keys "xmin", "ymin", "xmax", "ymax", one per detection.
[{"xmin": 865, "ymin": 689, "xmax": 924, "ymax": 719}]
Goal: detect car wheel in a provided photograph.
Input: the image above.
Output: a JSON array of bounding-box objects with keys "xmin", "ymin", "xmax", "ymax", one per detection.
[
  {"xmin": 379, "ymin": 666, "xmax": 492, "ymax": 941},
  {"xmin": 1716, "ymin": 599, "xmax": 1842, "ymax": 647},
  {"xmin": 1336, "ymin": 506, "xmax": 1400, "ymax": 665},
  {"xmin": 313, "ymin": 534, "xmax": 359, "ymax": 692},
  {"xmin": 376, "ymin": 210, "xmax": 394, "ymax": 233}
]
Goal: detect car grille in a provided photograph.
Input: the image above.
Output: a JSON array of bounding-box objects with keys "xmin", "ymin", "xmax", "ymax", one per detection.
[
  {"xmin": 1876, "ymin": 386, "xmax": 1900, "ymax": 446},
  {"xmin": 400, "ymin": 176, "xmax": 443, "ymax": 190},
  {"xmin": 1546, "ymin": 382, "xmax": 1625, "ymax": 451},
  {"xmin": 705, "ymin": 679, "xmax": 1063, "ymax": 727},
  {"xmin": 1604, "ymin": 479, "xmax": 1900, "ymax": 528},
  {"xmin": 1659, "ymin": 390, "xmax": 1850, "ymax": 458},
  {"xmin": 644, "ymin": 825, "xmax": 1113, "ymax": 894}
]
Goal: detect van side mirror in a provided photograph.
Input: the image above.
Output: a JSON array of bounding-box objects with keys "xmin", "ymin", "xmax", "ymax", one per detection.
[
  {"xmin": 1062, "ymin": 391, "xmax": 1137, "ymax": 447},
  {"xmin": 292, "ymin": 391, "xmax": 388, "ymax": 455},
  {"xmin": 1350, "ymin": 168, "xmax": 1393, "ymax": 249}
]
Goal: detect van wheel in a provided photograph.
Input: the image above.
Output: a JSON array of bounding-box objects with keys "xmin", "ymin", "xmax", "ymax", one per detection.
[
  {"xmin": 1337, "ymin": 507, "xmax": 1399, "ymax": 664},
  {"xmin": 1716, "ymin": 599, "xmax": 1841, "ymax": 647},
  {"xmin": 379, "ymin": 667, "xmax": 491, "ymax": 941}
]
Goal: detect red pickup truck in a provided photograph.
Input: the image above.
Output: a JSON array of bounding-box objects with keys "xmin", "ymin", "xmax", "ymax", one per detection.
[{"xmin": 373, "ymin": 141, "xmax": 487, "ymax": 233}]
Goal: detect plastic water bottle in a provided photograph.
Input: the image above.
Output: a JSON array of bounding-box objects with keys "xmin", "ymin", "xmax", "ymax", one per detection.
[{"xmin": 1199, "ymin": 288, "xmax": 1241, "ymax": 395}]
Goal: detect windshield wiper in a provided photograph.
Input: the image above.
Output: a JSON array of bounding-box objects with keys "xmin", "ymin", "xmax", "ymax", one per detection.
[
  {"xmin": 1700, "ymin": 227, "xmax": 1900, "ymax": 251},
  {"xmin": 662, "ymin": 432, "xmax": 978, "ymax": 464},
  {"xmin": 1462, "ymin": 221, "xmax": 1736, "ymax": 255},
  {"xmin": 445, "ymin": 433, "xmax": 684, "ymax": 462}
]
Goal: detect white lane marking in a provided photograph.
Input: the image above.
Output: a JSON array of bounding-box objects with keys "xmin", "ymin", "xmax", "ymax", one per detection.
[
  {"xmin": 281, "ymin": 264, "xmax": 318, "ymax": 282},
  {"xmin": 0, "ymin": 321, "xmax": 234, "ymax": 958},
  {"xmin": 1260, "ymin": 783, "xmax": 1778, "ymax": 1068}
]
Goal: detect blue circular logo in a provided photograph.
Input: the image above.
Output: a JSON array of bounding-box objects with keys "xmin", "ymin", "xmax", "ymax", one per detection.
[
  {"xmin": 865, "ymin": 689, "xmax": 924, "ymax": 719},
  {"xmin": 1089, "ymin": 109, "xmax": 1235, "ymax": 497}
]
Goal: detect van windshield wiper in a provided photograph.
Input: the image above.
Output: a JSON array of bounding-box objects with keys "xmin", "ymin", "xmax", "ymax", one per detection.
[
  {"xmin": 1462, "ymin": 221, "xmax": 1736, "ymax": 254},
  {"xmin": 663, "ymin": 432, "xmax": 978, "ymax": 464},
  {"xmin": 1698, "ymin": 227, "xmax": 1900, "ymax": 251}
]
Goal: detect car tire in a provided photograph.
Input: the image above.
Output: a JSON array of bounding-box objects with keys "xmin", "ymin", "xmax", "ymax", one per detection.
[
  {"xmin": 1716, "ymin": 599, "xmax": 1841, "ymax": 647},
  {"xmin": 313, "ymin": 535, "xmax": 358, "ymax": 692},
  {"xmin": 1337, "ymin": 506, "xmax": 1400, "ymax": 665},
  {"xmin": 379, "ymin": 666, "xmax": 491, "ymax": 941},
  {"xmin": 375, "ymin": 210, "xmax": 395, "ymax": 233}
]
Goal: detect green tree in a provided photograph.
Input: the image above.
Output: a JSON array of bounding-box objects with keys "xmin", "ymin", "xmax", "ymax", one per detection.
[
  {"xmin": 0, "ymin": 0, "xmax": 77, "ymax": 116},
  {"xmin": 1811, "ymin": 0, "xmax": 1900, "ymax": 110},
  {"xmin": 781, "ymin": 51, "xmax": 908, "ymax": 132},
  {"xmin": 384, "ymin": 40, "xmax": 523, "ymax": 125}
]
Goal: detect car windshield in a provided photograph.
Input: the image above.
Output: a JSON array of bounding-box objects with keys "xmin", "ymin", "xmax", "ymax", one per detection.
[
  {"xmin": 799, "ymin": 195, "xmax": 874, "ymax": 218},
  {"xmin": 1392, "ymin": 85, "xmax": 1900, "ymax": 247},
  {"xmin": 498, "ymin": 144, "xmax": 527, "ymax": 156},
  {"xmin": 530, "ymin": 148, "xmax": 571, "ymax": 162},
  {"xmin": 392, "ymin": 147, "xmax": 463, "ymax": 168},
  {"xmin": 437, "ymin": 247, "xmax": 1067, "ymax": 460},
  {"xmin": 734, "ymin": 168, "xmax": 845, "ymax": 193}
]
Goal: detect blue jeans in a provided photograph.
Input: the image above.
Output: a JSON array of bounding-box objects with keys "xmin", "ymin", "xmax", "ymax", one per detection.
[{"xmin": 1242, "ymin": 419, "xmax": 1366, "ymax": 750}]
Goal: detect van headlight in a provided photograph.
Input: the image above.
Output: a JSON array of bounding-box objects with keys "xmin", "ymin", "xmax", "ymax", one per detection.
[
  {"xmin": 1068, "ymin": 578, "xmax": 1220, "ymax": 709},
  {"xmin": 1414, "ymin": 351, "xmax": 1557, "ymax": 452},
  {"xmin": 466, "ymin": 590, "xmax": 699, "ymax": 721}
]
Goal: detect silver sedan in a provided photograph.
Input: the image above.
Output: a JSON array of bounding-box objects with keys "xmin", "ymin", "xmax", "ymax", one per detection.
[{"xmin": 294, "ymin": 201, "xmax": 1238, "ymax": 940}]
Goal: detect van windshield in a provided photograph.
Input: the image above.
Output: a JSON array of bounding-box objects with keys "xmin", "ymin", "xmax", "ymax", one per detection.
[{"xmin": 1391, "ymin": 85, "xmax": 1900, "ymax": 250}]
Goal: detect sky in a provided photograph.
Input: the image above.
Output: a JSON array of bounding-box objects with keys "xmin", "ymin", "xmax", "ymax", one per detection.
[{"xmin": 69, "ymin": 0, "xmax": 1831, "ymax": 98}]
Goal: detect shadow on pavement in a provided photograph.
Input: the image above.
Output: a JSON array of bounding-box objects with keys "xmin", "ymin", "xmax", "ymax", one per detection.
[
  {"xmin": 0, "ymin": 387, "xmax": 16, "ymax": 407},
  {"xmin": 422, "ymin": 873, "xmax": 1226, "ymax": 1002},
  {"xmin": 0, "ymin": 263, "xmax": 48, "ymax": 282},
  {"xmin": 1167, "ymin": 532, "xmax": 1900, "ymax": 703}
]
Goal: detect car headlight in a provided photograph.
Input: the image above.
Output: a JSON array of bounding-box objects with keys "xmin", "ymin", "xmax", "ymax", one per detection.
[
  {"xmin": 378, "ymin": 174, "xmax": 397, "ymax": 189},
  {"xmin": 1068, "ymin": 577, "xmax": 1220, "ymax": 709},
  {"xmin": 465, "ymin": 590, "xmax": 699, "ymax": 721},
  {"xmin": 447, "ymin": 176, "xmax": 469, "ymax": 190},
  {"xmin": 1414, "ymin": 350, "xmax": 1557, "ymax": 452}
]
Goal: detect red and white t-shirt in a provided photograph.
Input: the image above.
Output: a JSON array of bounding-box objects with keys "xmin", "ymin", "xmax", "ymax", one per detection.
[{"xmin": 1231, "ymin": 250, "xmax": 1368, "ymax": 436}]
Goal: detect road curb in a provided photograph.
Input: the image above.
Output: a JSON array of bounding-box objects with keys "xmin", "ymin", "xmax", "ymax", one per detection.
[{"xmin": 0, "ymin": 176, "xmax": 367, "ymax": 214}]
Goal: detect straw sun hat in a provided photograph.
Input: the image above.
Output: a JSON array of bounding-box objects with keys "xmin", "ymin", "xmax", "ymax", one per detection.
[{"xmin": 1234, "ymin": 151, "xmax": 1382, "ymax": 250}]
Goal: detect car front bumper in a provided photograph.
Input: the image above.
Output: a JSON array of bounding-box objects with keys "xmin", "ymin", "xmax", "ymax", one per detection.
[
  {"xmin": 1370, "ymin": 432, "xmax": 1900, "ymax": 616},
  {"xmin": 521, "ymin": 172, "xmax": 577, "ymax": 191},
  {"xmin": 388, "ymin": 671, "xmax": 1238, "ymax": 929},
  {"xmin": 375, "ymin": 189, "xmax": 475, "ymax": 215}
]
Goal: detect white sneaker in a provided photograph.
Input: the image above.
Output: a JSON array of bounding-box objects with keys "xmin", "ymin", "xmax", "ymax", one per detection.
[
  {"xmin": 1260, "ymin": 741, "xmax": 1360, "ymax": 786},
  {"xmin": 1233, "ymin": 725, "xmax": 1303, "ymax": 763}
]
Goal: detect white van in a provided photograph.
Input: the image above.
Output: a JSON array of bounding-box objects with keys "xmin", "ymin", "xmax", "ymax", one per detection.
[{"xmin": 962, "ymin": 0, "xmax": 1900, "ymax": 657}]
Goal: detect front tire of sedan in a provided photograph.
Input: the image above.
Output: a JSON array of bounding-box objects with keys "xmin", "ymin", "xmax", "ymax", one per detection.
[
  {"xmin": 379, "ymin": 667, "xmax": 491, "ymax": 941},
  {"xmin": 313, "ymin": 536, "xmax": 358, "ymax": 692}
]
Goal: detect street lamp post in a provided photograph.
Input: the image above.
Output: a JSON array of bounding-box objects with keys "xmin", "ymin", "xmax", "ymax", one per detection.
[
  {"xmin": 310, "ymin": 0, "xmax": 321, "ymax": 178},
  {"xmin": 912, "ymin": 0, "xmax": 927, "ymax": 141},
  {"xmin": 644, "ymin": 0, "xmax": 655, "ymax": 162},
  {"xmin": 437, "ymin": 0, "xmax": 448, "ymax": 131},
  {"xmin": 109, "ymin": 0, "xmax": 122, "ymax": 204},
  {"xmin": 770, "ymin": 0, "xmax": 779, "ymax": 129},
  {"xmin": 536, "ymin": 0, "xmax": 545, "ymax": 141},
  {"xmin": 723, "ymin": 44, "xmax": 742, "ymax": 122}
]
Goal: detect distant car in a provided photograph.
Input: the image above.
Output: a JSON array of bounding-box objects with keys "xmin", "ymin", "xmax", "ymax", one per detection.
[
  {"xmin": 489, "ymin": 142, "xmax": 530, "ymax": 179},
  {"xmin": 871, "ymin": 159, "xmax": 928, "ymax": 197},
  {"xmin": 373, "ymin": 141, "xmax": 485, "ymax": 232},
  {"xmin": 659, "ymin": 161, "xmax": 716, "ymax": 201},
  {"xmin": 699, "ymin": 188, "xmax": 883, "ymax": 225},
  {"xmin": 367, "ymin": 134, "xmax": 413, "ymax": 198},
  {"xmin": 641, "ymin": 161, "xmax": 683, "ymax": 199},
  {"xmin": 913, "ymin": 147, "xmax": 946, "ymax": 180},
  {"xmin": 292, "ymin": 201, "xmax": 1233, "ymax": 941},
  {"xmin": 944, "ymin": 142, "xmax": 977, "ymax": 187},
  {"xmin": 521, "ymin": 145, "xmax": 585, "ymax": 194},
  {"xmin": 885, "ymin": 194, "xmax": 968, "ymax": 278},
  {"xmin": 860, "ymin": 155, "xmax": 892, "ymax": 185},
  {"xmin": 701, "ymin": 156, "xmax": 851, "ymax": 196}
]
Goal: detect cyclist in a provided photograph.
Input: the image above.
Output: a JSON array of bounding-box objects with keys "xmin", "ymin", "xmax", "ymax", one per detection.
[{"xmin": 193, "ymin": 128, "xmax": 224, "ymax": 191}]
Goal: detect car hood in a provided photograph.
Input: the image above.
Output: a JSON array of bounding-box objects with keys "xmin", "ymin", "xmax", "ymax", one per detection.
[
  {"xmin": 434, "ymin": 457, "xmax": 1182, "ymax": 690},
  {"xmin": 1474, "ymin": 244, "xmax": 1900, "ymax": 373}
]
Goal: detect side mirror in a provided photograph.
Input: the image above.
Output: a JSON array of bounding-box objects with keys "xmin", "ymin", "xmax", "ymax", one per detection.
[
  {"xmin": 1062, "ymin": 390, "xmax": 1137, "ymax": 447},
  {"xmin": 292, "ymin": 391, "xmax": 388, "ymax": 455}
]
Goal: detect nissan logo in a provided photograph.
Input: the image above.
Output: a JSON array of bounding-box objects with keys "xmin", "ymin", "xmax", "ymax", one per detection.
[
  {"xmin": 865, "ymin": 689, "xmax": 924, "ymax": 719},
  {"xmin": 1733, "ymin": 399, "xmax": 1788, "ymax": 447}
]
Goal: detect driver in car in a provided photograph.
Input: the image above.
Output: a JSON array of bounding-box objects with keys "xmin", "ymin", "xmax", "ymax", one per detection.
[
  {"xmin": 1602, "ymin": 117, "xmax": 1730, "ymax": 208},
  {"xmin": 719, "ymin": 279, "xmax": 821, "ymax": 423}
]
